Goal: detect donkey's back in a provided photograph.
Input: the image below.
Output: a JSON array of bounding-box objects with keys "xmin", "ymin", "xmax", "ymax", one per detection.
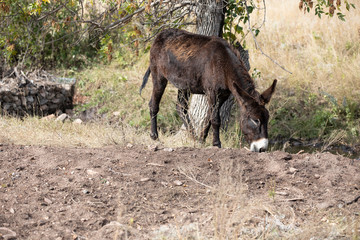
[{"xmin": 146, "ymin": 28, "xmax": 244, "ymax": 95}]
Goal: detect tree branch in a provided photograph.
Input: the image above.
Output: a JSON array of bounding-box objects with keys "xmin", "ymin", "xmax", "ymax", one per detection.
[
  {"xmin": 104, "ymin": 0, "xmax": 195, "ymax": 32},
  {"xmin": 244, "ymin": 0, "xmax": 292, "ymax": 74}
]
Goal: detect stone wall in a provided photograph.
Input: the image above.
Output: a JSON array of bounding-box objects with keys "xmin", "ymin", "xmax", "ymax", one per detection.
[{"xmin": 0, "ymin": 69, "xmax": 75, "ymax": 116}]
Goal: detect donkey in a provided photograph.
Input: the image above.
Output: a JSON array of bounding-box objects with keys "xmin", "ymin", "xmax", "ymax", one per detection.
[{"xmin": 140, "ymin": 28, "xmax": 277, "ymax": 152}]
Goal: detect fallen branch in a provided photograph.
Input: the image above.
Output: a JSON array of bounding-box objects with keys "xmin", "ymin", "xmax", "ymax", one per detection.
[
  {"xmin": 177, "ymin": 166, "xmax": 214, "ymax": 190},
  {"xmin": 346, "ymin": 195, "xmax": 360, "ymax": 205},
  {"xmin": 280, "ymin": 197, "xmax": 304, "ymax": 202},
  {"xmin": 146, "ymin": 162, "xmax": 165, "ymax": 167}
]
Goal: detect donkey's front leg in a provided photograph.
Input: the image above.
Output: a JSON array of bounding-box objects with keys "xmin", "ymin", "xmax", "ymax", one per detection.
[
  {"xmin": 211, "ymin": 105, "xmax": 222, "ymax": 148},
  {"xmin": 210, "ymin": 93, "xmax": 229, "ymax": 148}
]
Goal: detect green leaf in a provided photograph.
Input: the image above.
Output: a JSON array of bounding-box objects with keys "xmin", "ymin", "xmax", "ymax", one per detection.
[
  {"xmin": 246, "ymin": 6, "xmax": 254, "ymax": 14},
  {"xmin": 234, "ymin": 25, "xmax": 243, "ymax": 34}
]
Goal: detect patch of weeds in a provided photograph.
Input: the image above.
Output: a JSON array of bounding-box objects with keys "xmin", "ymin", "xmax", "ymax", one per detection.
[
  {"xmin": 268, "ymin": 180, "xmax": 276, "ymax": 200},
  {"xmin": 269, "ymin": 89, "xmax": 360, "ymax": 146}
]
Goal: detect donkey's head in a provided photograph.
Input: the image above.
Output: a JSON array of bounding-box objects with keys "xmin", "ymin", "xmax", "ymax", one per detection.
[{"xmin": 232, "ymin": 80, "xmax": 277, "ymax": 152}]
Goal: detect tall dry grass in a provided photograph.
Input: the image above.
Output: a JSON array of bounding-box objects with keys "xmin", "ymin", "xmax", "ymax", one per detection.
[
  {"xmin": 1, "ymin": 1, "xmax": 359, "ymax": 148},
  {"xmin": 248, "ymin": 0, "xmax": 360, "ymax": 101}
]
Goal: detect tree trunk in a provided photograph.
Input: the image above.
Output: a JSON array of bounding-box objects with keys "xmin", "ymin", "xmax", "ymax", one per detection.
[
  {"xmin": 188, "ymin": 0, "xmax": 225, "ymax": 138},
  {"xmin": 188, "ymin": 0, "xmax": 250, "ymax": 139}
]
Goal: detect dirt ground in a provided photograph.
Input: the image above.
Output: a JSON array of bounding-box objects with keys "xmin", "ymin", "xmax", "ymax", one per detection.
[{"xmin": 1, "ymin": 144, "xmax": 359, "ymax": 239}]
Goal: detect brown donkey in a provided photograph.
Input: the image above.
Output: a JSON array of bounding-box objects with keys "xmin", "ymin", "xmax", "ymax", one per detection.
[{"xmin": 140, "ymin": 28, "xmax": 277, "ymax": 152}]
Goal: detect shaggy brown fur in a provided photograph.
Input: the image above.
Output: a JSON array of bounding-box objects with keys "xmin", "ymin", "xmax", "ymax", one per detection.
[{"xmin": 140, "ymin": 28, "xmax": 276, "ymax": 151}]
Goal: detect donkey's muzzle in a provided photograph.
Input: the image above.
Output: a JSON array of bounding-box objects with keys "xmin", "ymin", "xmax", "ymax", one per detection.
[{"xmin": 250, "ymin": 138, "xmax": 269, "ymax": 152}]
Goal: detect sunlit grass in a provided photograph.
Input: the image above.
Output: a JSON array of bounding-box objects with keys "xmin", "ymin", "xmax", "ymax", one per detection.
[
  {"xmin": 248, "ymin": 0, "xmax": 360, "ymax": 100},
  {"xmin": 1, "ymin": 1, "xmax": 359, "ymax": 149}
]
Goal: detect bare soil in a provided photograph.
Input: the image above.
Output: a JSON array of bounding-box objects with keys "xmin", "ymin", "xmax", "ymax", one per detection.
[{"xmin": 1, "ymin": 144, "xmax": 359, "ymax": 239}]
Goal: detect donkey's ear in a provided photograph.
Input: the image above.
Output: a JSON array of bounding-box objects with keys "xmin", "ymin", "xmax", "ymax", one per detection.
[
  {"xmin": 232, "ymin": 82, "xmax": 256, "ymax": 106},
  {"xmin": 260, "ymin": 79, "xmax": 277, "ymax": 104}
]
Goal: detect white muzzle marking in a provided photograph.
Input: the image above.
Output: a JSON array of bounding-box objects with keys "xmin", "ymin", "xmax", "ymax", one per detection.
[{"xmin": 250, "ymin": 138, "xmax": 268, "ymax": 152}]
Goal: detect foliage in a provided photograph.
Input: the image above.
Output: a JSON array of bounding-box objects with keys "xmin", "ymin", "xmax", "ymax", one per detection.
[
  {"xmin": 0, "ymin": 0, "xmax": 194, "ymax": 71},
  {"xmin": 269, "ymin": 91, "xmax": 360, "ymax": 142},
  {"xmin": 222, "ymin": 0, "xmax": 355, "ymax": 46},
  {"xmin": 0, "ymin": 0, "xmax": 100, "ymax": 70},
  {"xmin": 1, "ymin": 0, "xmax": 355, "ymax": 72},
  {"xmin": 223, "ymin": 0, "xmax": 260, "ymax": 44},
  {"xmin": 299, "ymin": 0, "xmax": 356, "ymax": 20}
]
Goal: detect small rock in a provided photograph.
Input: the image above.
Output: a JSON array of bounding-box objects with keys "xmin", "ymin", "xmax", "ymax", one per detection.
[
  {"xmin": 86, "ymin": 169, "xmax": 99, "ymax": 176},
  {"xmin": 0, "ymin": 227, "xmax": 17, "ymax": 240},
  {"xmin": 275, "ymin": 191, "xmax": 289, "ymax": 196},
  {"xmin": 163, "ymin": 148, "xmax": 174, "ymax": 152},
  {"xmin": 173, "ymin": 180, "xmax": 183, "ymax": 186},
  {"xmin": 314, "ymin": 174, "xmax": 320, "ymax": 179},
  {"xmin": 9, "ymin": 208, "xmax": 15, "ymax": 214},
  {"xmin": 289, "ymin": 167, "xmax": 298, "ymax": 173},
  {"xmin": 140, "ymin": 177, "xmax": 150, "ymax": 182},
  {"xmin": 41, "ymin": 114, "xmax": 55, "ymax": 121},
  {"xmin": 113, "ymin": 111, "xmax": 121, "ymax": 116},
  {"xmin": 82, "ymin": 189, "xmax": 90, "ymax": 194},
  {"xmin": 44, "ymin": 197, "xmax": 52, "ymax": 205},
  {"xmin": 148, "ymin": 145, "xmax": 158, "ymax": 151},
  {"xmin": 55, "ymin": 113, "xmax": 68, "ymax": 122},
  {"xmin": 73, "ymin": 118, "xmax": 83, "ymax": 124},
  {"xmin": 126, "ymin": 143, "xmax": 134, "ymax": 148},
  {"xmin": 317, "ymin": 201, "xmax": 334, "ymax": 210},
  {"xmin": 39, "ymin": 220, "xmax": 47, "ymax": 226}
]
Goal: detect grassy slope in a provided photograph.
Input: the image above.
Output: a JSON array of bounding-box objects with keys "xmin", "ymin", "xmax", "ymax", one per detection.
[
  {"xmin": 1, "ymin": 0, "xmax": 359, "ymax": 150},
  {"xmin": 248, "ymin": 0, "xmax": 360, "ymax": 146}
]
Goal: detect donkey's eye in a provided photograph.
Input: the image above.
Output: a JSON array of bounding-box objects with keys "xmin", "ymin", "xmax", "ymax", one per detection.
[{"xmin": 249, "ymin": 118, "xmax": 260, "ymax": 128}]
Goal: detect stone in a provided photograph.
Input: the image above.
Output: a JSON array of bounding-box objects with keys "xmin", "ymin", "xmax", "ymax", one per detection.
[
  {"xmin": 86, "ymin": 169, "xmax": 99, "ymax": 176},
  {"xmin": 140, "ymin": 178, "xmax": 150, "ymax": 182},
  {"xmin": 163, "ymin": 148, "xmax": 174, "ymax": 152},
  {"xmin": 55, "ymin": 113, "xmax": 68, "ymax": 122},
  {"xmin": 173, "ymin": 180, "xmax": 183, "ymax": 186},
  {"xmin": 41, "ymin": 114, "xmax": 55, "ymax": 120},
  {"xmin": 148, "ymin": 145, "xmax": 158, "ymax": 151},
  {"xmin": 40, "ymin": 105, "xmax": 48, "ymax": 111},
  {"xmin": 26, "ymin": 96, "xmax": 34, "ymax": 103},
  {"xmin": 73, "ymin": 118, "xmax": 83, "ymax": 124},
  {"xmin": 0, "ymin": 227, "xmax": 17, "ymax": 240},
  {"xmin": 52, "ymin": 98, "xmax": 62, "ymax": 104}
]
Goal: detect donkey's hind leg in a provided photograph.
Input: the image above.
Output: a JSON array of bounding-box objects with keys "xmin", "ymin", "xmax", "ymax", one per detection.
[{"xmin": 149, "ymin": 72, "xmax": 167, "ymax": 140}]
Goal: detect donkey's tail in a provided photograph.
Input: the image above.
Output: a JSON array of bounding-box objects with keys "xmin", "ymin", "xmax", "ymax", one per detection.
[{"xmin": 139, "ymin": 67, "xmax": 151, "ymax": 96}]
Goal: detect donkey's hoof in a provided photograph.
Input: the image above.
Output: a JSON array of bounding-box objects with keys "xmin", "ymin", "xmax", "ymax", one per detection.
[
  {"xmin": 150, "ymin": 133, "xmax": 158, "ymax": 140},
  {"xmin": 213, "ymin": 142, "xmax": 222, "ymax": 148}
]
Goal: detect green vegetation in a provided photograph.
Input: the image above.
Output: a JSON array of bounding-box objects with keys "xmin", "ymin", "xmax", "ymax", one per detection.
[
  {"xmin": 1, "ymin": 0, "xmax": 359, "ymax": 151},
  {"xmin": 269, "ymin": 92, "xmax": 360, "ymax": 142}
]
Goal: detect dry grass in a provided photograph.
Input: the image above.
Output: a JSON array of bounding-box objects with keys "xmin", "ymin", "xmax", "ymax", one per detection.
[
  {"xmin": 0, "ymin": 115, "xmax": 206, "ymax": 148},
  {"xmin": 248, "ymin": 0, "xmax": 360, "ymax": 102},
  {"xmin": 176, "ymin": 158, "xmax": 360, "ymax": 239},
  {"xmin": 1, "ymin": 1, "xmax": 359, "ymax": 149}
]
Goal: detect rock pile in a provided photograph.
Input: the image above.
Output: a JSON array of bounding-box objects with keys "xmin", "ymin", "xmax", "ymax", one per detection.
[{"xmin": 0, "ymin": 69, "xmax": 75, "ymax": 116}]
